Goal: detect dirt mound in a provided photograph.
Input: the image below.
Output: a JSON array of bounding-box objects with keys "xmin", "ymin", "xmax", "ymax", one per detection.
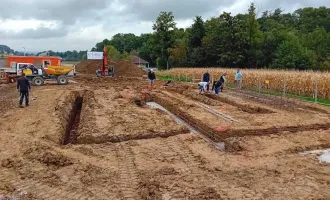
[
  {"xmin": 1, "ymin": 158, "xmax": 23, "ymax": 169},
  {"xmin": 115, "ymin": 60, "xmax": 146, "ymax": 77},
  {"xmin": 24, "ymin": 145, "xmax": 73, "ymax": 167},
  {"xmin": 139, "ymin": 177, "xmax": 162, "ymax": 200},
  {"xmin": 76, "ymin": 60, "xmax": 146, "ymax": 77},
  {"xmin": 190, "ymin": 188, "xmax": 223, "ymax": 200},
  {"xmin": 76, "ymin": 60, "xmax": 103, "ymax": 74},
  {"xmin": 37, "ymin": 152, "xmax": 73, "ymax": 167}
]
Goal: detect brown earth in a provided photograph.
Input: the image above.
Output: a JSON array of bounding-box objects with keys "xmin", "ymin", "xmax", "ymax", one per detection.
[
  {"xmin": 76, "ymin": 60, "xmax": 146, "ymax": 77},
  {"xmin": 0, "ymin": 64, "xmax": 330, "ymax": 199}
]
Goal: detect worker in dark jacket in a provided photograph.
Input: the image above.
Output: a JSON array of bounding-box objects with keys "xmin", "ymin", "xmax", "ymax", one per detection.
[
  {"xmin": 17, "ymin": 73, "xmax": 31, "ymax": 108},
  {"xmin": 214, "ymin": 72, "xmax": 227, "ymax": 95},
  {"xmin": 148, "ymin": 69, "xmax": 156, "ymax": 89},
  {"xmin": 202, "ymin": 71, "xmax": 210, "ymax": 92}
]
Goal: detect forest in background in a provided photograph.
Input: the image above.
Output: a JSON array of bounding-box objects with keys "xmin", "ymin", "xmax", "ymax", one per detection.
[
  {"xmin": 0, "ymin": 45, "xmax": 87, "ymax": 61},
  {"xmin": 92, "ymin": 4, "xmax": 330, "ymax": 70},
  {"xmin": 2, "ymin": 4, "xmax": 330, "ymax": 70}
]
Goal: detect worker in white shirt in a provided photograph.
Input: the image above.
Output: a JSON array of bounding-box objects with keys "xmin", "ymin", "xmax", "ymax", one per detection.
[
  {"xmin": 198, "ymin": 81, "xmax": 209, "ymax": 94},
  {"xmin": 235, "ymin": 69, "xmax": 243, "ymax": 89}
]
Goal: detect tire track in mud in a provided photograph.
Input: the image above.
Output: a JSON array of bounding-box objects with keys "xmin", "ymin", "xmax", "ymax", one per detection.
[
  {"xmin": 2, "ymin": 160, "xmax": 119, "ymax": 200},
  {"xmin": 0, "ymin": 169, "xmax": 90, "ymax": 200},
  {"xmin": 1, "ymin": 137, "xmax": 121, "ymax": 199},
  {"xmin": 163, "ymin": 137, "xmax": 203, "ymax": 173},
  {"xmin": 115, "ymin": 144, "xmax": 141, "ymax": 200}
]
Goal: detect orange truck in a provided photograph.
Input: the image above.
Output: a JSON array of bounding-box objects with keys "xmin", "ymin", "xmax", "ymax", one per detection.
[{"xmin": 0, "ymin": 55, "xmax": 76, "ymax": 85}]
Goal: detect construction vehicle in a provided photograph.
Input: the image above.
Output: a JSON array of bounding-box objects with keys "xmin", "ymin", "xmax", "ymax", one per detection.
[
  {"xmin": 100, "ymin": 46, "xmax": 114, "ymax": 76},
  {"xmin": 86, "ymin": 46, "xmax": 114, "ymax": 77},
  {"xmin": 0, "ymin": 56, "xmax": 75, "ymax": 86}
]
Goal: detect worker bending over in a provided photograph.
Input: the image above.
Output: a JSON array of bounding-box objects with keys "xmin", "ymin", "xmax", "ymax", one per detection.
[
  {"xmin": 198, "ymin": 81, "xmax": 209, "ymax": 94},
  {"xmin": 214, "ymin": 72, "xmax": 227, "ymax": 95},
  {"xmin": 17, "ymin": 73, "xmax": 31, "ymax": 108}
]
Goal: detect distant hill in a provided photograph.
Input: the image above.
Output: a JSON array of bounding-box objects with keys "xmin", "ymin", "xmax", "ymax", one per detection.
[
  {"xmin": 0, "ymin": 45, "xmax": 35, "ymax": 57},
  {"xmin": 0, "ymin": 45, "xmax": 15, "ymax": 55}
]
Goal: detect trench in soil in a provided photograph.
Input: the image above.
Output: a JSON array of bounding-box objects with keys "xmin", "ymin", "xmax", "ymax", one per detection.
[
  {"xmin": 146, "ymin": 101, "xmax": 226, "ymax": 151},
  {"xmin": 150, "ymin": 94, "xmax": 330, "ymax": 152},
  {"xmin": 148, "ymin": 95, "xmax": 234, "ymax": 151},
  {"xmin": 203, "ymin": 93, "xmax": 274, "ymax": 114},
  {"xmin": 63, "ymin": 96, "xmax": 83, "ymax": 145}
]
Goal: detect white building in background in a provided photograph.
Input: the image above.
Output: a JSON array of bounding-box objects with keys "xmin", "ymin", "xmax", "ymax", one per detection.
[{"xmin": 131, "ymin": 56, "xmax": 149, "ymax": 68}]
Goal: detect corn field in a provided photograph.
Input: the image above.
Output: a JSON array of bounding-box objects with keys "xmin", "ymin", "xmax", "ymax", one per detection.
[{"xmin": 158, "ymin": 68, "xmax": 330, "ymax": 100}]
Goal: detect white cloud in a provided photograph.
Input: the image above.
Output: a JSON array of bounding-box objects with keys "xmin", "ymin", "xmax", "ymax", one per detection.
[
  {"xmin": 0, "ymin": 19, "xmax": 59, "ymax": 32},
  {"xmin": 0, "ymin": 0, "xmax": 329, "ymax": 52}
]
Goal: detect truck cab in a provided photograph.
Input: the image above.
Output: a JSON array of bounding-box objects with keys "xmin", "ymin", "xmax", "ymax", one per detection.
[{"xmin": 17, "ymin": 63, "xmax": 42, "ymax": 76}]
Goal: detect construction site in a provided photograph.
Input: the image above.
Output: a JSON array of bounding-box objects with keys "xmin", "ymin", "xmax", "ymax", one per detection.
[{"xmin": 0, "ymin": 57, "xmax": 330, "ymax": 199}]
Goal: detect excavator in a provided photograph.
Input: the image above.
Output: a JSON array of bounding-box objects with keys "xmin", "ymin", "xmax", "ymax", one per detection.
[{"xmin": 101, "ymin": 46, "xmax": 114, "ymax": 77}]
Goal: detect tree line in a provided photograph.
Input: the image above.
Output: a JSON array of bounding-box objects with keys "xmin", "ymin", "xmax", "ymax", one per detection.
[
  {"xmin": 0, "ymin": 45, "xmax": 88, "ymax": 61},
  {"xmin": 35, "ymin": 50, "xmax": 88, "ymax": 61},
  {"xmin": 0, "ymin": 45, "xmax": 35, "ymax": 57},
  {"xmin": 92, "ymin": 4, "xmax": 330, "ymax": 70}
]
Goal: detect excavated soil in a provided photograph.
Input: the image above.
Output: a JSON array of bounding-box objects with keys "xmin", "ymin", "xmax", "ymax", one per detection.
[
  {"xmin": 1, "ymin": 67, "xmax": 330, "ymax": 199},
  {"xmin": 227, "ymin": 88, "xmax": 330, "ymax": 114},
  {"xmin": 72, "ymin": 88, "xmax": 188, "ymax": 144},
  {"xmin": 155, "ymin": 88, "xmax": 330, "ymax": 140},
  {"xmin": 76, "ymin": 60, "xmax": 146, "ymax": 77},
  {"xmin": 0, "ymin": 84, "xmax": 18, "ymax": 114}
]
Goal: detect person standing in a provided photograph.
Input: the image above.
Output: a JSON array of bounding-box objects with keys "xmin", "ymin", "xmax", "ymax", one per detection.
[
  {"xmin": 148, "ymin": 69, "xmax": 156, "ymax": 89},
  {"xmin": 17, "ymin": 73, "xmax": 31, "ymax": 108},
  {"xmin": 214, "ymin": 72, "xmax": 227, "ymax": 95},
  {"xmin": 235, "ymin": 69, "xmax": 243, "ymax": 89},
  {"xmin": 202, "ymin": 70, "xmax": 210, "ymax": 92}
]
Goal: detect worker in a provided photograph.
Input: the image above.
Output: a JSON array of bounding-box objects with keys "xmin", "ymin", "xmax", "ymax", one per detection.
[
  {"xmin": 17, "ymin": 72, "xmax": 31, "ymax": 108},
  {"xmin": 96, "ymin": 69, "xmax": 101, "ymax": 77},
  {"xmin": 214, "ymin": 72, "xmax": 227, "ymax": 95},
  {"xmin": 202, "ymin": 70, "xmax": 210, "ymax": 92},
  {"xmin": 198, "ymin": 81, "xmax": 209, "ymax": 94},
  {"xmin": 109, "ymin": 66, "xmax": 115, "ymax": 77},
  {"xmin": 38, "ymin": 66, "xmax": 43, "ymax": 75},
  {"xmin": 235, "ymin": 68, "xmax": 243, "ymax": 89},
  {"xmin": 164, "ymin": 80, "xmax": 172, "ymax": 87},
  {"xmin": 148, "ymin": 69, "xmax": 156, "ymax": 89}
]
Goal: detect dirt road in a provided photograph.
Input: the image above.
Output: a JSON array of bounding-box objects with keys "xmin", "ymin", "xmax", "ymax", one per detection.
[{"xmin": 0, "ymin": 72, "xmax": 330, "ymax": 199}]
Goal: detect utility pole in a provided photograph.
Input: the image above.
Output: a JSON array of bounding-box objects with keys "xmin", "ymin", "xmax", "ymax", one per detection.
[
  {"xmin": 167, "ymin": 48, "xmax": 170, "ymax": 70},
  {"xmin": 22, "ymin": 47, "xmax": 25, "ymax": 56}
]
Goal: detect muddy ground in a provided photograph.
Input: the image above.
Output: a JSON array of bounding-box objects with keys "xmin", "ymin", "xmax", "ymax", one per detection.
[{"xmin": 0, "ymin": 66, "xmax": 330, "ymax": 199}]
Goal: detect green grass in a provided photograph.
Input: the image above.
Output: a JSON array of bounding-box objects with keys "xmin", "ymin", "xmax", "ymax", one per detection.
[
  {"xmin": 241, "ymin": 86, "xmax": 330, "ymax": 107},
  {"xmin": 157, "ymin": 75, "xmax": 193, "ymax": 82}
]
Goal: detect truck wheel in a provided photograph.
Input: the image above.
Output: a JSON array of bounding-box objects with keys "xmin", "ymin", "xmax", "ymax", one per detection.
[
  {"xmin": 32, "ymin": 77, "xmax": 44, "ymax": 86},
  {"xmin": 57, "ymin": 75, "xmax": 68, "ymax": 85}
]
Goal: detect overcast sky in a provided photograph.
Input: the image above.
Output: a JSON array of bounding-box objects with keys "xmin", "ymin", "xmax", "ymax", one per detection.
[{"xmin": 0, "ymin": 0, "xmax": 329, "ymax": 52}]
